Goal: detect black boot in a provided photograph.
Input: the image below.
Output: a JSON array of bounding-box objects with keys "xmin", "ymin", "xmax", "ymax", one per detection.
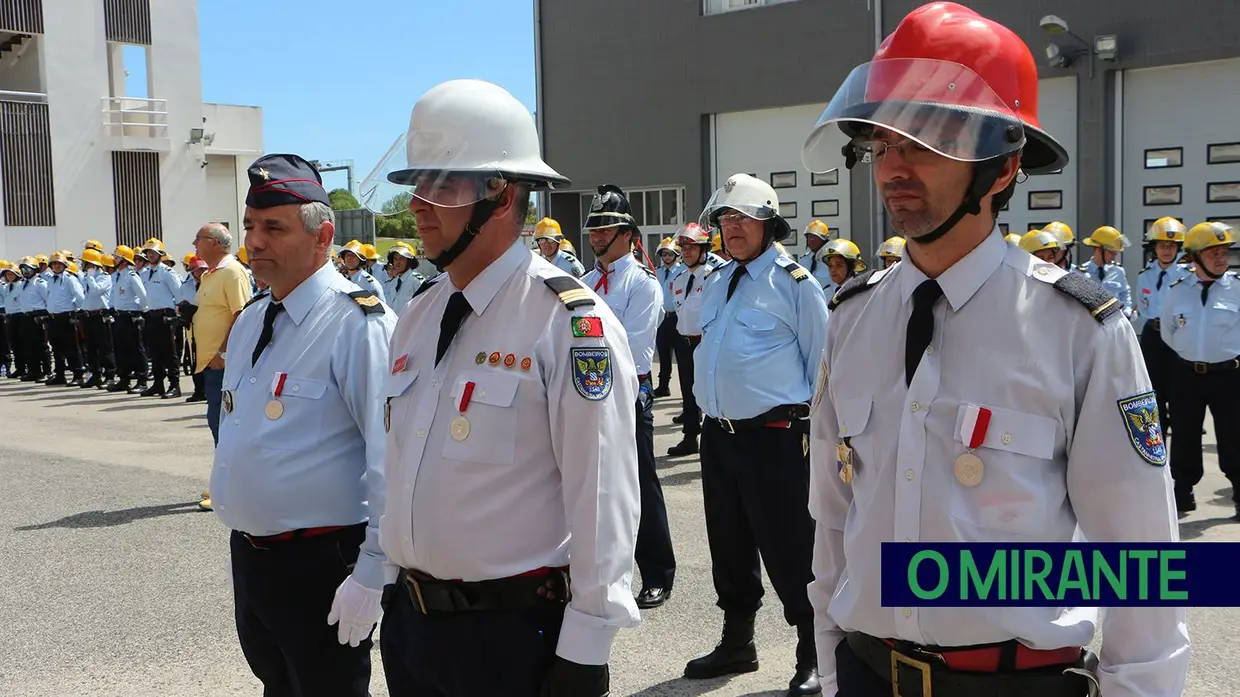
[
  {"xmin": 107, "ymin": 380, "xmax": 131, "ymax": 393},
  {"xmin": 66, "ymin": 374, "xmax": 84, "ymax": 387},
  {"xmin": 654, "ymin": 384, "xmax": 671, "ymax": 398},
  {"xmin": 684, "ymin": 614, "xmax": 759, "ymax": 679},
  {"xmin": 667, "ymin": 435, "xmax": 699, "ymax": 457},
  {"xmin": 1175, "ymin": 489, "xmax": 1196, "ymax": 515},
  {"xmin": 787, "ymin": 623, "xmax": 821, "ymax": 695},
  {"xmin": 139, "ymin": 382, "xmax": 164, "ymax": 397}
]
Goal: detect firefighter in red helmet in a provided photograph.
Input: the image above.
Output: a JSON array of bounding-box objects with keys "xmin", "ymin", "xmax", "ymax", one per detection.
[{"xmin": 803, "ymin": 4, "xmax": 1187, "ymax": 697}]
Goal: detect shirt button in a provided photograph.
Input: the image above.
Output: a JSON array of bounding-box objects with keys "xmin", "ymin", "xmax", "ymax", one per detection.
[
  {"xmin": 233, "ymin": 419, "xmax": 240, "ymax": 425},
  {"xmin": 417, "ymin": 429, "xmax": 425, "ymax": 438},
  {"xmin": 1001, "ymin": 434, "xmax": 1012, "ymax": 445},
  {"xmin": 905, "ymin": 469, "xmax": 914, "ymax": 480},
  {"xmin": 910, "ymin": 402, "xmax": 920, "ymax": 412},
  {"xmin": 925, "ymin": 346, "xmax": 933, "ymax": 354},
  {"xmin": 249, "ymin": 377, "xmax": 257, "ymax": 384},
  {"xmin": 292, "ymin": 384, "xmax": 299, "ymax": 393},
  {"xmin": 902, "ymin": 608, "xmax": 912, "ymax": 618},
  {"xmin": 431, "ymin": 379, "xmax": 440, "ymax": 387}
]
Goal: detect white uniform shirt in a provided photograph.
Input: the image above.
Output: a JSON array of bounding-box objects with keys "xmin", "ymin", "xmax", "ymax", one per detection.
[
  {"xmin": 809, "ymin": 232, "xmax": 1187, "ymax": 697},
  {"xmin": 582, "ymin": 252, "xmax": 663, "ymax": 377},
  {"xmin": 379, "ymin": 241, "xmax": 641, "ymax": 667},
  {"xmin": 1160, "ymin": 270, "xmax": 1240, "ymax": 363},
  {"xmin": 671, "ymin": 262, "xmax": 713, "ymax": 336}
]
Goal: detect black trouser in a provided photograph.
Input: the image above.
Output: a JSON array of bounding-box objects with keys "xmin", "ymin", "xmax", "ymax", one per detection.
[
  {"xmin": 114, "ymin": 312, "xmax": 147, "ymax": 382},
  {"xmin": 635, "ymin": 380, "xmax": 676, "ymax": 589},
  {"xmin": 47, "ymin": 313, "xmax": 83, "ymax": 378},
  {"xmin": 174, "ymin": 324, "xmax": 186, "ymax": 374},
  {"xmin": 19, "ymin": 311, "xmax": 50, "ymax": 377},
  {"xmin": 700, "ymin": 416, "xmax": 814, "ymax": 625},
  {"xmin": 8, "ymin": 312, "xmax": 25, "ymax": 374},
  {"xmin": 655, "ymin": 312, "xmax": 678, "ymax": 389},
  {"xmin": 143, "ymin": 309, "xmax": 177, "ymax": 387},
  {"xmin": 674, "ymin": 334, "xmax": 701, "ymax": 436},
  {"xmin": 0, "ymin": 312, "xmax": 9, "ymax": 364},
  {"xmin": 230, "ymin": 523, "xmax": 371, "ymax": 697},
  {"xmin": 1169, "ymin": 360, "xmax": 1240, "ymax": 499},
  {"xmin": 1140, "ymin": 321, "xmax": 1174, "ymax": 430},
  {"xmin": 83, "ymin": 312, "xmax": 116, "ymax": 379},
  {"xmin": 380, "ymin": 579, "xmax": 566, "ymax": 697}
]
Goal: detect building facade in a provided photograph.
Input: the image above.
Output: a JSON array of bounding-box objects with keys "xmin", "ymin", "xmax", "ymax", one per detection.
[
  {"xmin": 535, "ymin": 0, "xmax": 1240, "ymax": 276},
  {"xmin": 0, "ymin": 0, "xmax": 262, "ymax": 260}
]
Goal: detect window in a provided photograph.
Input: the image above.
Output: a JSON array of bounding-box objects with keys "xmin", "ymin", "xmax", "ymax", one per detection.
[
  {"xmin": 770, "ymin": 171, "xmax": 796, "ymax": 189},
  {"xmin": 0, "ymin": 100, "xmax": 55, "ymax": 226},
  {"xmin": 1208, "ymin": 142, "xmax": 1240, "ymax": 165},
  {"xmin": 112, "ymin": 151, "xmax": 162, "ymax": 247},
  {"xmin": 1208, "ymin": 182, "xmax": 1240, "ymax": 204},
  {"xmin": 579, "ymin": 186, "xmax": 684, "ymax": 229},
  {"xmin": 702, "ymin": 0, "xmax": 800, "ymax": 16},
  {"xmin": 998, "ymin": 223, "xmax": 1009, "ymax": 233},
  {"xmin": 779, "ymin": 201, "xmax": 797, "ymax": 219},
  {"xmin": 1028, "ymin": 190, "xmax": 1062, "ymax": 210},
  {"xmin": 811, "ymin": 170, "xmax": 838, "ymax": 186},
  {"xmin": 812, "ymin": 200, "xmax": 839, "ymax": 217},
  {"xmin": 1144, "ymin": 185, "xmax": 1181, "ymax": 206},
  {"xmin": 1208, "ymin": 216, "xmax": 1240, "ymax": 230},
  {"xmin": 104, "ymin": 0, "xmax": 152, "ymax": 45},
  {"xmin": 1144, "ymin": 147, "xmax": 1182, "ymax": 169}
]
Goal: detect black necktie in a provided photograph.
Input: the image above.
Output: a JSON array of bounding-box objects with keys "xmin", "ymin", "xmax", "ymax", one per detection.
[
  {"xmin": 726, "ymin": 267, "xmax": 744, "ymax": 302},
  {"xmin": 1202, "ymin": 281, "xmax": 1213, "ymax": 306},
  {"xmin": 1097, "ymin": 266, "xmax": 1105, "ymax": 281},
  {"xmin": 149, "ymin": 269, "xmax": 155, "ymax": 280},
  {"xmin": 1156, "ymin": 270, "xmax": 1166, "ymax": 291},
  {"xmin": 436, "ymin": 292, "xmax": 472, "ymax": 366},
  {"xmin": 395, "ymin": 277, "xmax": 403, "ymax": 293},
  {"xmin": 809, "ymin": 255, "xmax": 818, "ymax": 273},
  {"xmin": 251, "ymin": 302, "xmax": 284, "ymax": 366},
  {"xmin": 906, "ymin": 280, "xmax": 944, "ymax": 387}
]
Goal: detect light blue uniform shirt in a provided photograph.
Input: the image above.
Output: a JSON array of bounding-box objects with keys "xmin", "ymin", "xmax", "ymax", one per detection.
[
  {"xmin": 694, "ymin": 245, "xmax": 830, "ymax": 419},
  {"xmin": 38, "ymin": 269, "xmax": 53, "ymax": 283},
  {"xmin": 110, "ymin": 268, "xmax": 148, "ymax": 311},
  {"xmin": 1134, "ymin": 262, "xmax": 1192, "ymax": 332},
  {"xmin": 799, "ymin": 250, "xmax": 835, "ymax": 289},
  {"xmin": 1160, "ymin": 271, "xmax": 1240, "ymax": 363},
  {"xmin": 46, "ymin": 271, "xmax": 84, "ymax": 314},
  {"xmin": 210, "ymin": 261, "xmax": 397, "ymax": 590},
  {"xmin": 141, "ymin": 264, "xmax": 182, "ymax": 310},
  {"xmin": 3, "ymin": 280, "xmax": 21, "ymax": 313},
  {"xmin": 348, "ymin": 268, "xmax": 386, "ymax": 304},
  {"xmin": 81, "ymin": 269, "xmax": 112, "ymax": 311},
  {"xmin": 177, "ymin": 277, "xmax": 199, "ymax": 306},
  {"xmin": 546, "ymin": 250, "xmax": 585, "ymax": 277},
  {"xmin": 657, "ymin": 262, "xmax": 686, "ymax": 313},
  {"xmin": 387, "ymin": 269, "xmax": 423, "ymax": 315},
  {"xmin": 19, "ymin": 276, "xmax": 49, "ymax": 312},
  {"xmin": 1081, "ymin": 259, "xmax": 1132, "ymax": 317}
]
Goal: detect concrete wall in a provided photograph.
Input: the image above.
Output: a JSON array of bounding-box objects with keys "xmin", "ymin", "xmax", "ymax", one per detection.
[{"xmin": 203, "ymin": 102, "xmax": 263, "ymax": 236}]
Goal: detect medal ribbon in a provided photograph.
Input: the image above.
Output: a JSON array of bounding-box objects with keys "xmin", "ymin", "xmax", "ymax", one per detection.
[
  {"xmin": 960, "ymin": 404, "xmax": 992, "ymax": 449},
  {"xmin": 271, "ymin": 372, "xmax": 287, "ymax": 399},
  {"xmin": 459, "ymin": 381, "xmax": 475, "ymax": 413}
]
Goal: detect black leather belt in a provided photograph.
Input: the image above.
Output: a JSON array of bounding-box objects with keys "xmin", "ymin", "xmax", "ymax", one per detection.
[
  {"xmin": 1180, "ymin": 356, "xmax": 1240, "ymax": 374},
  {"xmin": 398, "ymin": 567, "xmax": 570, "ymax": 614},
  {"xmin": 846, "ymin": 632, "xmax": 1096, "ymax": 697},
  {"xmin": 709, "ymin": 403, "xmax": 810, "ymax": 434}
]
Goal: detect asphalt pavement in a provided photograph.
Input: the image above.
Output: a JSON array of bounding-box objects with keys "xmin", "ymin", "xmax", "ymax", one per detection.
[{"xmin": 0, "ymin": 370, "xmax": 1236, "ymax": 696}]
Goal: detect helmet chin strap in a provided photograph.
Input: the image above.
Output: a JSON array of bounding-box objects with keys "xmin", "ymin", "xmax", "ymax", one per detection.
[
  {"xmin": 427, "ymin": 199, "xmax": 501, "ymax": 272},
  {"xmin": 910, "ymin": 159, "xmax": 1006, "ymax": 246},
  {"xmin": 1192, "ymin": 251, "xmax": 1226, "ymax": 280},
  {"xmin": 591, "ymin": 227, "xmax": 628, "ymax": 266}
]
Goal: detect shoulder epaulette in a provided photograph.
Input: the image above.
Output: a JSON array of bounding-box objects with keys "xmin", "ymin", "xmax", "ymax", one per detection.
[
  {"xmin": 242, "ymin": 289, "xmax": 270, "ymax": 309},
  {"xmin": 1169, "ymin": 277, "xmax": 1187, "ymax": 288},
  {"xmin": 561, "ymin": 251, "xmax": 579, "ymax": 263},
  {"xmin": 1046, "ymin": 272, "xmax": 1122, "ymax": 323},
  {"xmin": 410, "ymin": 276, "xmax": 438, "ymax": 300},
  {"xmin": 543, "ymin": 275, "xmax": 595, "ymax": 310},
  {"xmin": 775, "ymin": 255, "xmax": 811, "ymax": 283},
  {"xmin": 347, "ymin": 289, "xmax": 385, "ymax": 315},
  {"xmin": 827, "ymin": 268, "xmax": 887, "ymax": 311}
]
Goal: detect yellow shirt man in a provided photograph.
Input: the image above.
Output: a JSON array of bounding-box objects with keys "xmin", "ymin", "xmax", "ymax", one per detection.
[{"xmin": 194, "ymin": 254, "xmax": 252, "ymax": 372}]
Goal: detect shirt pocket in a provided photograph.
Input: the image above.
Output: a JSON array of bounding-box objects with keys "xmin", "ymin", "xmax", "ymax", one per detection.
[
  {"xmin": 948, "ymin": 403, "xmax": 1060, "ymax": 538},
  {"xmin": 700, "ymin": 302, "xmax": 719, "ymax": 332},
  {"xmin": 1211, "ymin": 298, "xmax": 1240, "ymax": 330},
  {"xmin": 384, "ymin": 370, "xmax": 419, "ymax": 450},
  {"xmin": 735, "ymin": 307, "xmax": 784, "ymax": 353},
  {"xmin": 441, "ymin": 371, "xmax": 520, "ymax": 466},
  {"xmin": 258, "ymin": 376, "xmax": 331, "ymax": 451}
]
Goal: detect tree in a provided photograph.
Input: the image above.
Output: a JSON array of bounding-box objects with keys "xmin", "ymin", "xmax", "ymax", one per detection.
[
  {"xmin": 525, "ymin": 194, "xmax": 538, "ymax": 226},
  {"xmin": 328, "ymin": 188, "xmax": 361, "ymax": 210},
  {"xmin": 376, "ymin": 192, "xmax": 417, "ymax": 239}
]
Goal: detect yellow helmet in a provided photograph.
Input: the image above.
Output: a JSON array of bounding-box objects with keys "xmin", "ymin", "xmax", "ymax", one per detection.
[
  {"xmin": 1082, "ymin": 226, "xmax": 1130, "ymax": 252},
  {"xmin": 182, "ymin": 252, "xmax": 197, "ymax": 265},
  {"xmin": 711, "ymin": 232, "xmax": 723, "ymax": 253},
  {"xmin": 388, "ymin": 241, "xmax": 417, "ymax": 261},
  {"xmin": 81, "ymin": 248, "xmax": 104, "ymax": 267},
  {"xmin": 1146, "ymin": 216, "xmax": 1187, "ymax": 244},
  {"xmin": 35, "ymin": 254, "xmax": 49, "ymax": 265},
  {"xmin": 558, "ymin": 238, "xmax": 576, "ymax": 256},
  {"xmin": 48, "ymin": 252, "xmax": 69, "ymax": 266},
  {"xmin": 1004, "ymin": 233, "xmax": 1023, "ymax": 246},
  {"xmin": 340, "ymin": 240, "xmax": 365, "ymax": 260},
  {"xmin": 1019, "ymin": 229, "xmax": 1064, "ymax": 255},
  {"xmin": 236, "ymin": 246, "xmax": 249, "ymax": 265},
  {"xmin": 67, "ymin": 262, "xmax": 79, "ymax": 274},
  {"xmin": 101, "ymin": 253, "xmax": 116, "ymax": 268},
  {"xmin": 877, "ymin": 236, "xmax": 906, "ymax": 259},
  {"xmin": 1184, "ymin": 221, "xmax": 1236, "ymax": 253},
  {"xmin": 822, "ymin": 239, "xmax": 867, "ymax": 272},
  {"xmin": 361, "ymin": 243, "xmax": 380, "ymax": 261},
  {"xmin": 84, "ymin": 239, "xmax": 104, "ymax": 252},
  {"xmin": 804, "ymin": 220, "xmax": 831, "ymax": 241},
  {"xmin": 114, "ymin": 245, "xmax": 136, "ymax": 265},
  {"xmin": 141, "ymin": 238, "xmax": 166, "ymax": 256},
  {"xmin": 656, "ymin": 236, "xmax": 679, "ymax": 255},
  {"xmin": 58, "ymin": 248, "xmax": 75, "ymax": 261},
  {"xmin": 534, "ymin": 218, "xmax": 563, "ymax": 241},
  {"xmin": 1042, "ymin": 221, "xmax": 1075, "ymax": 247}
]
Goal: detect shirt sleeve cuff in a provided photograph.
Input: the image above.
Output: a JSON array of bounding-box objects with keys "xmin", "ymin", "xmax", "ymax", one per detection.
[
  {"xmin": 555, "ymin": 607, "xmax": 619, "ymax": 666},
  {"xmin": 351, "ymin": 552, "xmax": 397, "ymax": 591}
]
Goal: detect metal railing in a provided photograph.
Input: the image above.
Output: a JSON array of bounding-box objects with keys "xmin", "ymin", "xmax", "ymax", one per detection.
[
  {"xmin": 101, "ymin": 96, "xmax": 168, "ymax": 139},
  {"xmin": 0, "ymin": 89, "xmax": 46, "ymax": 104}
]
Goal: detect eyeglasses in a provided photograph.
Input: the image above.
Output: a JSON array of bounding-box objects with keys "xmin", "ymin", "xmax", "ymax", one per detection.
[
  {"xmin": 716, "ymin": 212, "xmax": 755, "ymax": 228},
  {"xmin": 852, "ymin": 138, "xmax": 939, "ymax": 164}
]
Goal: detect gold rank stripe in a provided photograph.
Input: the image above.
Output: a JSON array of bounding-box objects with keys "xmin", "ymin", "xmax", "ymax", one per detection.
[
  {"xmin": 1091, "ymin": 297, "xmax": 1118, "ymax": 317},
  {"xmin": 790, "ymin": 268, "xmax": 809, "ymax": 280},
  {"xmin": 559, "ymin": 289, "xmax": 594, "ymax": 304}
]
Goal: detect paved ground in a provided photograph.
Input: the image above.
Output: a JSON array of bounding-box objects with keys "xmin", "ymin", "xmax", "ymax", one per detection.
[{"xmin": 0, "ymin": 369, "xmax": 1236, "ymax": 696}]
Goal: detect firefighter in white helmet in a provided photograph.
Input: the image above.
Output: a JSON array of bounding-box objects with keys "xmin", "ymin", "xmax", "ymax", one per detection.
[{"xmin": 369, "ymin": 78, "xmax": 639, "ymax": 697}]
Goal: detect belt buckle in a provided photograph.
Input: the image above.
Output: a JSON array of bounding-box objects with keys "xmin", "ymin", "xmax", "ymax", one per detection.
[
  {"xmin": 1194, "ymin": 362, "xmax": 1208, "ymax": 374},
  {"xmin": 406, "ymin": 575, "xmax": 429, "ymax": 614},
  {"xmin": 718, "ymin": 418, "xmax": 735, "ymax": 434},
  {"xmin": 891, "ymin": 651, "xmax": 932, "ymax": 697}
]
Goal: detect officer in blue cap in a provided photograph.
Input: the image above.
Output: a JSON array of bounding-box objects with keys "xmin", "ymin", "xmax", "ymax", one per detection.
[{"xmin": 209, "ymin": 153, "xmax": 396, "ymax": 697}]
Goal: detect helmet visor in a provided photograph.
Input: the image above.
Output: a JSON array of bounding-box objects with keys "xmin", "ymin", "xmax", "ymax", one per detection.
[
  {"xmin": 802, "ymin": 58, "xmax": 1025, "ymax": 173},
  {"xmin": 361, "ymin": 133, "xmax": 506, "ymax": 213},
  {"xmin": 697, "ymin": 191, "xmax": 779, "ymax": 230}
]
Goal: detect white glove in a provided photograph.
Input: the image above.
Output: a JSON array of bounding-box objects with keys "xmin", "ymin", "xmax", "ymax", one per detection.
[{"xmin": 326, "ymin": 575, "xmax": 383, "ymax": 647}]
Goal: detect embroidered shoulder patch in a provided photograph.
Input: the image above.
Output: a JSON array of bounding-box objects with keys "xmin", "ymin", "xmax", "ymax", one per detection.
[
  {"xmin": 1118, "ymin": 391, "xmax": 1167, "ymax": 466},
  {"xmin": 571, "ymin": 316, "xmax": 604, "ymax": 338},
  {"xmin": 348, "ymin": 290, "xmax": 385, "ymax": 315},
  {"xmin": 571, "ymin": 347, "xmax": 613, "ymax": 401}
]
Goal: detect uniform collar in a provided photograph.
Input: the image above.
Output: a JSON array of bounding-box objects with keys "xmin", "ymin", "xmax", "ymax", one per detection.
[
  {"xmin": 599, "ymin": 250, "xmax": 640, "ymax": 274},
  {"xmin": 898, "ymin": 229, "xmax": 1006, "ymax": 311},
  {"xmin": 453, "ymin": 241, "xmax": 528, "ymax": 317},
  {"xmin": 736, "ymin": 244, "xmax": 780, "ymax": 279},
  {"xmin": 1190, "ymin": 271, "xmax": 1232, "ymax": 288},
  {"xmin": 280, "ymin": 261, "xmax": 344, "ymax": 326}
]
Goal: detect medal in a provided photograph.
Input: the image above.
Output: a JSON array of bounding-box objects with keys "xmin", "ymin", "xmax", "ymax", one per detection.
[
  {"xmin": 222, "ymin": 390, "xmax": 233, "ymax": 414},
  {"xmin": 956, "ymin": 404, "xmax": 992, "ymax": 487},
  {"xmin": 452, "ymin": 380, "xmax": 476, "ymax": 442},
  {"xmin": 384, "ymin": 400, "xmax": 391, "ymax": 433},
  {"xmin": 266, "ymin": 372, "xmax": 288, "ymax": 421},
  {"xmin": 836, "ymin": 440, "xmax": 854, "ymax": 484},
  {"xmin": 475, "ymin": 351, "xmax": 487, "ymax": 365}
]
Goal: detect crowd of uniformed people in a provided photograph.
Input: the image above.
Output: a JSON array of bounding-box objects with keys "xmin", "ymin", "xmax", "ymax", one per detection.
[{"xmin": 5, "ymin": 2, "xmax": 1224, "ymax": 695}]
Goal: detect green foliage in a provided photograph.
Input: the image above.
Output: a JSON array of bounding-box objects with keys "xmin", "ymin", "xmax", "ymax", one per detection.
[
  {"xmin": 328, "ymin": 188, "xmax": 361, "ymax": 210},
  {"xmin": 377, "ymin": 192, "xmax": 417, "ymax": 239}
]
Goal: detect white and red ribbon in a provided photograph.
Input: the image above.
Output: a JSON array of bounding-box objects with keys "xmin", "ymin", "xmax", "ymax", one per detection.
[
  {"xmin": 960, "ymin": 404, "xmax": 992, "ymax": 449},
  {"xmin": 270, "ymin": 372, "xmax": 288, "ymax": 399}
]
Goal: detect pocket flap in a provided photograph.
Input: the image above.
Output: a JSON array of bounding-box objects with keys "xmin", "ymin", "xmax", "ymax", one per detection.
[
  {"xmin": 954, "ymin": 403, "xmax": 1057, "ymax": 460},
  {"xmin": 736, "ymin": 308, "xmax": 778, "ymax": 331},
  {"xmin": 385, "ymin": 370, "xmax": 418, "ymax": 399},
  {"xmin": 283, "ymin": 376, "xmax": 328, "ymax": 400},
  {"xmin": 835, "ymin": 396, "xmax": 873, "ymax": 438},
  {"xmin": 453, "ymin": 371, "xmax": 520, "ymax": 408}
]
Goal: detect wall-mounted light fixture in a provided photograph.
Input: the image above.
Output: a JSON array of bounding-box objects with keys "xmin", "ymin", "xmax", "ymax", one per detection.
[
  {"xmin": 1039, "ymin": 14, "xmax": 1116, "ymax": 78},
  {"xmin": 188, "ymin": 127, "xmax": 205, "ymax": 144}
]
